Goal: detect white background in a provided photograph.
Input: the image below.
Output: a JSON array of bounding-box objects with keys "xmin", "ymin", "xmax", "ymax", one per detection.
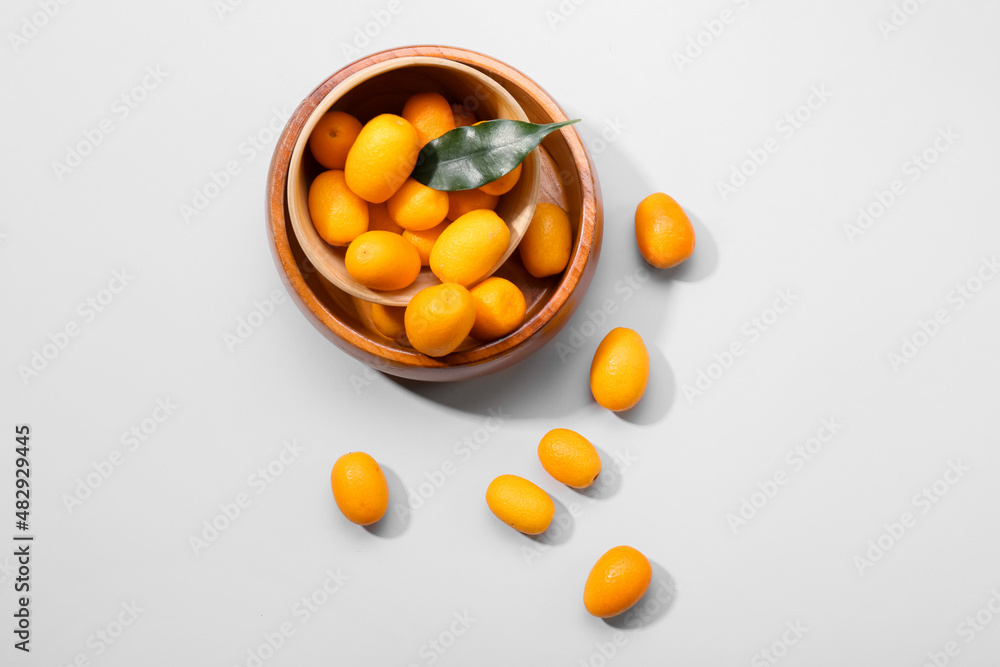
[{"xmin": 3, "ymin": 0, "xmax": 1000, "ymax": 665}]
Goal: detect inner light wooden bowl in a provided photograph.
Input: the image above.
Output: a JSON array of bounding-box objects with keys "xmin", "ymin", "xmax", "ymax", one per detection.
[
  {"xmin": 286, "ymin": 56, "xmax": 540, "ymax": 307},
  {"xmin": 267, "ymin": 46, "xmax": 603, "ymax": 382}
]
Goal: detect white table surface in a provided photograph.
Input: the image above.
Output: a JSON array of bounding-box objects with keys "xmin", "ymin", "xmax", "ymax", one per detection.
[{"xmin": 3, "ymin": 0, "xmax": 1000, "ymax": 665}]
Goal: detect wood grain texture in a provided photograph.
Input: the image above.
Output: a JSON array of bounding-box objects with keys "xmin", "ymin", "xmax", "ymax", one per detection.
[{"xmin": 266, "ymin": 45, "xmax": 603, "ymax": 381}]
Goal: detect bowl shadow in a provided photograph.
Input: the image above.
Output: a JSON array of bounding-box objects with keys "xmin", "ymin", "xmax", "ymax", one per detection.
[{"xmin": 389, "ymin": 333, "xmax": 592, "ymax": 419}]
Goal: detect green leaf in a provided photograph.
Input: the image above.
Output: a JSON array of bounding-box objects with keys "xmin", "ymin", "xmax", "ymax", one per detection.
[{"xmin": 411, "ymin": 119, "xmax": 580, "ymax": 191}]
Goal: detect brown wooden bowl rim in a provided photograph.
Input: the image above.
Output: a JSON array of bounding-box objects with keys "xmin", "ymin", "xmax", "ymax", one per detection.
[{"xmin": 266, "ymin": 45, "xmax": 601, "ymax": 372}]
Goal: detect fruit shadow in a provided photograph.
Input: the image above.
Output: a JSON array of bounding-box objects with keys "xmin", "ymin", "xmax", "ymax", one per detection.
[
  {"xmin": 599, "ymin": 141, "xmax": 720, "ymax": 341},
  {"xmin": 572, "ymin": 141, "xmax": 719, "ymax": 405},
  {"xmin": 613, "ymin": 345, "xmax": 673, "ymax": 426},
  {"xmin": 602, "ymin": 561, "xmax": 676, "ymax": 630},
  {"xmin": 364, "ymin": 465, "xmax": 410, "ymax": 538},
  {"xmin": 525, "ymin": 495, "xmax": 574, "ymax": 547},
  {"xmin": 643, "ymin": 212, "xmax": 719, "ymax": 285},
  {"xmin": 572, "ymin": 446, "xmax": 622, "ymax": 500}
]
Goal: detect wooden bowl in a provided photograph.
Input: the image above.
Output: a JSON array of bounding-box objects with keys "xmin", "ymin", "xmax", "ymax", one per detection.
[
  {"xmin": 267, "ymin": 46, "xmax": 603, "ymax": 382},
  {"xmin": 287, "ymin": 56, "xmax": 540, "ymax": 307}
]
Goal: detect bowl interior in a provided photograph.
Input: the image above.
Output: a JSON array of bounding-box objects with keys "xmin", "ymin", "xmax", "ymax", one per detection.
[
  {"xmin": 291, "ymin": 128, "xmax": 586, "ymax": 361},
  {"xmin": 287, "ymin": 56, "xmax": 540, "ymax": 307},
  {"xmin": 268, "ymin": 46, "xmax": 602, "ymax": 381}
]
